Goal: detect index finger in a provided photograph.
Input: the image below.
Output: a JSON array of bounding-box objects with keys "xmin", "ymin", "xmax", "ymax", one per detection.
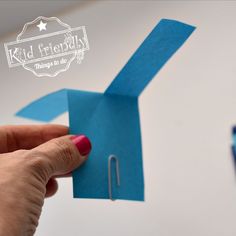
[{"xmin": 0, "ymin": 124, "xmax": 68, "ymax": 153}]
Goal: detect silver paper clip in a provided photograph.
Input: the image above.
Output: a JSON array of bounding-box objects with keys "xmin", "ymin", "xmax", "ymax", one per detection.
[{"xmin": 108, "ymin": 155, "xmax": 120, "ymax": 201}]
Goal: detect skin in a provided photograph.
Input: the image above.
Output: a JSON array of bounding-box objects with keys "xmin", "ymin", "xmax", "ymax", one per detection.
[{"xmin": 0, "ymin": 124, "xmax": 88, "ymax": 236}]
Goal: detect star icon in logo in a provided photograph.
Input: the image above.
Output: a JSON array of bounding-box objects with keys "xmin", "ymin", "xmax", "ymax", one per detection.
[{"xmin": 37, "ymin": 20, "xmax": 47, "ymax": 31}]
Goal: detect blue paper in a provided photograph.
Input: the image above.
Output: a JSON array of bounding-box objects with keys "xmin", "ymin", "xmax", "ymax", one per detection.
[
  {"xmin": 16, "ymin": 89, "xmax": 68, "ymax": 122},
  {"xmin": 68, "ymin": 91, "xmax": 143, "ymax": 200},
  {"xmin": 106, "ymin": 19, "xmax": 195, "ymax": 97},
  {"xmin": 15, "ymin": 19, "xmax": 196, "ymax": 201}
]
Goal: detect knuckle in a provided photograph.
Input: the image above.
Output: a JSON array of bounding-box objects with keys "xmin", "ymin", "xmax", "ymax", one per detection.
[
  {"xmin": 24, "ymin": 151, "xmax": 51, "ymax": 182},
  {"xmin": 25, "ymin": 151, "xmax": 45, "ymax": 167}
]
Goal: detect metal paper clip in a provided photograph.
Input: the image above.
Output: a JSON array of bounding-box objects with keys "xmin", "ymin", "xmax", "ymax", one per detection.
[{"xmin": 108, "ymin": 155, "xmax": 120, "ymax": 201}]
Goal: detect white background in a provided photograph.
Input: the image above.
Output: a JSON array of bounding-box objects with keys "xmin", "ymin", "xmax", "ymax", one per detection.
[{"xmin": 0, "ymin": 1, "xmax": 236, "ymax": 236}]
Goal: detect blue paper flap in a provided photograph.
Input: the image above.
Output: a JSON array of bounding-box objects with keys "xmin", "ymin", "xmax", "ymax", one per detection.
[
  {"xmin": 105, "ymin": 19, "xmax": 195, "ymax": 97},
  {"xmin": 16, "ymin": 89, "xmax": 69, "ymax": 122}
]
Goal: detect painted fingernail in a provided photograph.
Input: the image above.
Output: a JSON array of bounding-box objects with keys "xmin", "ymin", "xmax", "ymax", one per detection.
[{"xmin": 71, "ymin": 135, "xmax": 92, "ymax": 156}]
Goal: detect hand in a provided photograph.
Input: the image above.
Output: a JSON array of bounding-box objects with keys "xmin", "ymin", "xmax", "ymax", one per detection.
[{"xmin": 0, "ymin": 124, "xmax": 91, "ymax": 236}]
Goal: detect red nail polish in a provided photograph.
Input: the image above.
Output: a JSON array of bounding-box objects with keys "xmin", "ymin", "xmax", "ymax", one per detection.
[{"xmin": 71, "ymin": 135, "xmax": 92, "ymax": 156}]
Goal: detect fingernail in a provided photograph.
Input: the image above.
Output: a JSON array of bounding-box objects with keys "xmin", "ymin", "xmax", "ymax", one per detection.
[{"xmin": 71, "ymin": 135, "xmax": 92, "ymax": 156}]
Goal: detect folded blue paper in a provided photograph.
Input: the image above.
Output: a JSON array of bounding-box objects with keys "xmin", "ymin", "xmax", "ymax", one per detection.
[{"xmin": 16, "ymin": 19, "xmax": 196, "ymax": 201}]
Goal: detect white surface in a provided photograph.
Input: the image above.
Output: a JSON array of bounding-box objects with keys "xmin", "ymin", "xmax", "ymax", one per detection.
[{"xmin": 0, "ymin": 1, "xmax": 236, "ymax": 236}]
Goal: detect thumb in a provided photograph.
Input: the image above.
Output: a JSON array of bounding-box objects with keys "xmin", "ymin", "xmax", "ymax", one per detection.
[{"xmin": 29, "ymin": 135, "xmax": 92, "ymax": 179}]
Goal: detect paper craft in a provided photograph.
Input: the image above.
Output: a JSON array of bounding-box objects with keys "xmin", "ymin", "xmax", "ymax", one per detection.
[{"xmin": 16, "ymin": 19, "xmax": 195, "ymax": 201}]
